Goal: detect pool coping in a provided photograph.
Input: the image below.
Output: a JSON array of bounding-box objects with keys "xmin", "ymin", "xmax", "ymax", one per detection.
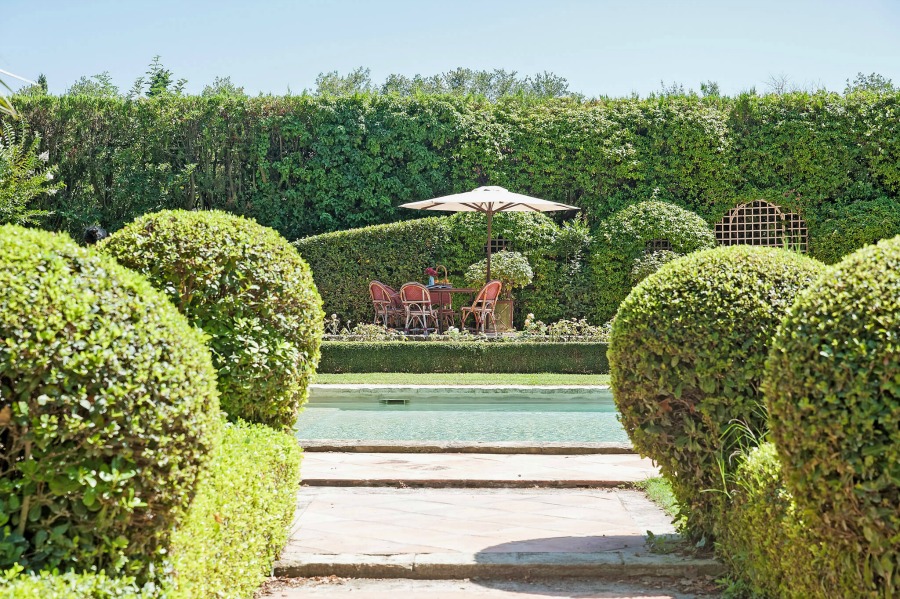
[
  {"xmin": 310, "ymin": 384, "xmax": 611, "ymax": 390},
  {"xmin": 300, "ymin": 440, "xmax": 634, "ymax": 454}
]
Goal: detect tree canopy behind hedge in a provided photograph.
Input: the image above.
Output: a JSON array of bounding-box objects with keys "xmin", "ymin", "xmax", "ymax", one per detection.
[{"xmin": 9, "ymin": 92, "xmax": 900, "ymax": 254}]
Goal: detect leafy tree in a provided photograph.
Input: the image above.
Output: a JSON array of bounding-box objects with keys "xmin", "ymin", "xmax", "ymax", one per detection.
[
  {"xmin": 319, "ymin": 66, "xmax": 571, "ymax": 99},
  {"xmin": 129, "ymin": 55, "xmax": 186, "ymax": 98},
  {"xmin": 844, "ymin": 72, "xmax": 895, "ymax": 94},
  {"xmin": 0, "ymin": 120, "xmax": 63, "ymax": 225},
  {"xmin": 15, "ymin": 73, "xmax": 47, "ymax": 97},
  {"xmin": 700, "ymin": 80, "xmax": 721, "ymax": 97},
  {"xmin": 67, "ymin": 71, "xmax": 120, "ymax": 97},
  {"xmin": 315, "ymin": 67, "xmax": 373, "ymax": 95},
  {"xmin": 201, "ymin": 75, "xmax": 246, "ymax": 97}
]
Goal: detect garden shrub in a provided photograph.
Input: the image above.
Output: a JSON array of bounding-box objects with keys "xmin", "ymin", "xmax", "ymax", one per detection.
[
  {"xmin": 101, "ymin": 210, "xmax": 324, "ymax": 430},
  {"xmin": 0, "ymin": 225, "xmax": 221, "ymax": 576},
  {"xmin": 715, "ymin": 443, "xmax": 824, "ymax": 598},
  {"xmin": 168, "ymin": 420, "xmax": 302, "ymax": 599},
  {"xmin": 590, "ymin": 201, "xmax": 717, "ymax": 322},
  {"xmin": 295, "ymin": 212, "xmax": 593, "ymax": 326},
  {"xmin": 807, "ymin": 196, "xmax": 900, "ymax": 264},
  {"xmin": 464, "ymin": 250, "xmax": 533, "ymax": 298},
  {"xmin": 0, "ymin": 568, "xmax": 152, "ymax": 599},
  {"xmin": 629, "ymin": 249, "xmax": 680, "ymax": 284},
  {"xmin": 608, "ymin": 245, "xmax": 824, "ymax": 539},
  {"xmin": 319, "ymin": 341, "xmax": 609, "ymax": 374},
  {"xmin": 765, "ymin": 235, "xmax": 900, "ymax": 597}
]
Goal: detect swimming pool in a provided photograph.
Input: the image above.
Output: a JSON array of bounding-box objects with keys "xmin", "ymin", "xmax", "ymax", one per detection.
[{"xmin": 295, "ymin": 386, "xmax": 628, "ymax": 444}]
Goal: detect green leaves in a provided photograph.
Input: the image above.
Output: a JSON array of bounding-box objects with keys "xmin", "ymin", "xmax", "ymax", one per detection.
[
  {"xmin": 101, "ymin": 210, "xmax": 324, "ymax": 430},
  {"xmin": 0, "ymin": 225, "xmax": 221, "ymax": 578}
]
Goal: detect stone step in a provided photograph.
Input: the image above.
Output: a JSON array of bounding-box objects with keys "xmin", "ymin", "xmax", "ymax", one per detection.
[
  {"xmin": 260, "ymin": 577, "xmax": 722, "ymax": 598},
  {"xmin": 301, "ymin": 452, "xmax": 659, "ymax": 488},
  {"xmin": 274, "ymin": 487, "xmax": 721, "ymax": 583}
]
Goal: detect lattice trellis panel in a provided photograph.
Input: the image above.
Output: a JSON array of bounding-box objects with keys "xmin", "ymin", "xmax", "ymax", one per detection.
[
  {"xmin": 715, "ymin": 200, "xmax": 807, "ymax": 253},
  {"xmin": 646, "ymin": 239, "xmax": 673, "ymax": 252},
  {"xmin": 485, "ymin": 237, "xmax": 511, "ymax": 255}
]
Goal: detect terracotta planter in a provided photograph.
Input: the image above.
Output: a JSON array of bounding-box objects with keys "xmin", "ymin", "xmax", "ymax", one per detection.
[{"xmin": 494, "ymin": 300, "xmax": 514, "ymax": 332}]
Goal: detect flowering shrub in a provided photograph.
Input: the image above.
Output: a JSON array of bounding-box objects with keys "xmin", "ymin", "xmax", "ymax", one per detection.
[
  {"xmin": 523, "ymin": 314, "xmax": 612, "ymax": 342},
  {"xmin": 630, "ymin": 249, "xmax": 681, "ymax": 284},
  {"xmin": 465, "ymin": 250, "xmax": 533, "ymax": 298},
  {"xmin": 0, "ymin": 120, "xmax": 62, "ymax": 226}
]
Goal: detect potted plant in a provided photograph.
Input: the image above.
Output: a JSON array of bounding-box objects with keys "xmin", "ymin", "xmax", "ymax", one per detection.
[{"xmin": 464, "ymin": 250, "xmax": 533, "ymax": 331}]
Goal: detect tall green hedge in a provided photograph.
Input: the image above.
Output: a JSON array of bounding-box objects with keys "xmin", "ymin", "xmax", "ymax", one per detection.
[
  {"xmin": 295, "ymin": 211, "xmax": 592, "ymax": 325},
  {"xmin": 10, "ymin": 92, "xmax": 900, "ymax": 260}
]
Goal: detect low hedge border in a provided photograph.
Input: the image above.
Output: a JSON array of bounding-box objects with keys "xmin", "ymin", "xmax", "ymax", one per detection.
[
  {"xmin": 319, "ymin": 341, "xmax": 609, "ymax": 374},
  {"xmin": 167, "ymin": 420, "xmax": 302, "ymax": 599},
  {"xmin": 0, "ymin": 569, "xmax": 151, "ymax": 599}
]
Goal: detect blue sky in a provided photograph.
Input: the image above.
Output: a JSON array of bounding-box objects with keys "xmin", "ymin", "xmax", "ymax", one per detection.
[{"xmin": 4, "ymin": 0, "xmax": 899, "ymax": 97}]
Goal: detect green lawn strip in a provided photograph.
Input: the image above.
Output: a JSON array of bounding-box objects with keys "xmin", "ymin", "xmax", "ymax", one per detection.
[
  {"xmin": 635, "ymin": 476, "xmax": 679, "ymax": 517},
  {"xmin": 314, "ymin": 372, "xmax": 610, "ymax": 386}
]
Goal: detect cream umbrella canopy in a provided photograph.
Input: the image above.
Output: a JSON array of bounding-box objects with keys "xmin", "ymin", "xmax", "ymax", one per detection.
[{"xmin": 400, "ymin": 186, "xmax": 579, "ymax": 281}]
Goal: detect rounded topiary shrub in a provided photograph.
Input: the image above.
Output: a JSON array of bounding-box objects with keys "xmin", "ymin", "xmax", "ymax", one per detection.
[
  {"xmin": 765, "ymin": 235, "xmax": 900, "ymax": 597},
  {"xmin": 590, "ymin": 201, "xmax": 717, "ymax": 322},
  {"xmin": 609, "ymin": 245, "xmax": 824, "ymax": 539},
  {"xmin": 101, "ymin": 210, "xmax": 324, "ymax": 430},
  {"xmin": 0, "ymin": 225, "xmax": 221, "ymax": 576}
]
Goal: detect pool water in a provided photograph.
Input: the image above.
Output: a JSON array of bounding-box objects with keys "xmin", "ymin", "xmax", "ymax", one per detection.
[{"xmin": 295, "ymin": 387, "xmax": 628, "ymax": 444}]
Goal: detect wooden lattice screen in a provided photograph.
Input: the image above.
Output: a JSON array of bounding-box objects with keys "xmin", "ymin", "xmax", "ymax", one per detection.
[
  {"xmin": 485, "ymin": 237, "xmax": 511, "ymax": 255},
  {"xmin": 646, "ymin": 239, "xmax": 673, "ymax": 252},
  {"xmin": 715, "ymin": 200, "xmax": 808, "ymax": 253}
]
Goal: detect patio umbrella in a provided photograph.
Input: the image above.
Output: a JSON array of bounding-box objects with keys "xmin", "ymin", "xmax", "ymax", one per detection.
[{"xmin": 400, "ymin": 186, "xmax": 579, "ymax": 281}]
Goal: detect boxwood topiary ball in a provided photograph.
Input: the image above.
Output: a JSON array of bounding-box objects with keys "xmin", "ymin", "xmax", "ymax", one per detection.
[
  {"xmin": 765, "ymin": 235, "xmax": 900, "ymax": 595},
  {"xmin": 609, "ymin": 245, "xmax": 824, "ymax": 540},
  {"xmin": 0, "ymin": 225, "xmax": 221, "ymax": 576},
  {"xmin": 100, "ymin": 210, "xmax": 324, "ymax": 430}
]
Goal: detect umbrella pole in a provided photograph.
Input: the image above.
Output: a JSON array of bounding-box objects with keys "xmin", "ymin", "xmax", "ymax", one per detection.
[{"xmin": 485, "ymin": 209, "xmax": 493, "ymax": 282}]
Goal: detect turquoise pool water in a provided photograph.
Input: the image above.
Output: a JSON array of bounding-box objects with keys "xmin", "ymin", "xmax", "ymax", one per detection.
[{"xmin": 295, "ymin": 387, "xmax": 628, "ymax": 443}]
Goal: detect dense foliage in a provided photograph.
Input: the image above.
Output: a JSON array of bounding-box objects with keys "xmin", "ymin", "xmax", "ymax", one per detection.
[
  {"xmin": 295, "ymin": 212, "xmax": 592, "ymax": 326},
  {"xmin": 0, "ymin": 568, "xmax": 152, "ymax": 599},
  {"xmin": 714, "ymin": 443, "xmax": 823, "ymax": 598},
  {"xmin": 168, "ymin": 421, "xmax": 302, "ymax": 599},
  {"xmin": 807, "ymin": 196, "xmax": 900, "ymax": 264},
  {"xmin": 101, "ymin": 210, "xmax": 323, "ymax": 430},
  {"xmin": 591, "ymin": 201, "xmax": 717, "ymax": 321},
  {"xmin": 608, "ymin": 246, "xmax": 824, "ymax": 539},
  {"xmin": 0, "ymin": 120, "xmax": 61, "ymax": 226},
  {"xmin": 7, "ymin": 92, "xmax": 899, "ymax": 260},
  {"xmin": 0, "ymin": 226, "xmax": 221, "ymax": 576},
  {"xmin": 319, "ymin": 341, "xmax": 609, "ymax": 374},
  {"xmin": 464, "ymin": 250, "xmax": 533, "ymax": 298},
  {"xmin": 764, "ymin": 236, "xmax": 900, "ymax": 597}
]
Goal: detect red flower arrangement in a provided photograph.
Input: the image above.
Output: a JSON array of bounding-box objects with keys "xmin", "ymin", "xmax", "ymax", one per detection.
[{"xmin": 424, "ymin": 267, "xmax": 438, "ymax": 276}]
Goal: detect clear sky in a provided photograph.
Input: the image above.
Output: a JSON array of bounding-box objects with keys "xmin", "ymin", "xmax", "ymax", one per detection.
[{"xmin": 4, "ymin": 0, "xmax": 899, "ymax": 97}]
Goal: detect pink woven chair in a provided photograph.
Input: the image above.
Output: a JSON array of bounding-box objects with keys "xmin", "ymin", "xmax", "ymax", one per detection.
[
  {"xmin": 460, "ymin": 280, "xmax": 502, "ymax": 334},
  {"xmin": 369, "ymin": 281, "xmax": 403, "ymax": 328},
  {"xmin": 400, "ymin": 282, "xmax": 438, "ymax": 335},
  {"xmin": 430, "ymin": 289, "xmax": 456, "ymax": 332}
]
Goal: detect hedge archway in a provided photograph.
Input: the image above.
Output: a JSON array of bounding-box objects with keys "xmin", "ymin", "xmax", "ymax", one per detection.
[{"xmin": 590, "ymin": 201, "xmax": 717, "ymax": 321}]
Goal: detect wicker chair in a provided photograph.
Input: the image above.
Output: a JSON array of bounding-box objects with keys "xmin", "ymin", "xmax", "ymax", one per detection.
[
  {"xmin": 369, "ymin": 281, "xmax": 403, "ymax": 328},
  {"xmin": 430, "ymin": 288, "xmax": 456, "ymax": 332},
  {"xmin": 400, "ymin": 282, "xmax": 438, "ymax": 335},
  {"xmin": 460, "ymin": 280, "xmax": 502, "ymax": 334}
]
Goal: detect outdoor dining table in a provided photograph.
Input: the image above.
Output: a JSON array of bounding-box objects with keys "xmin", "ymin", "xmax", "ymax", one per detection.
[{"xmin": 427, "ymin": 286, "xmax": 474, "ymax": 333}]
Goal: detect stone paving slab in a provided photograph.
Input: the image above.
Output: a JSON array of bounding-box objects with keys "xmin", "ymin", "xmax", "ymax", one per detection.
[
  {"xmin": 281, "ymin": 487, "xmax": 675, "ymax": 559},
  {"xmin": 301, "ymin": 453, "xmax": 659, "ymax": 487},
  {"xmin": 260, "ymin": 577, "xmax": 719, "ymax": 598}
]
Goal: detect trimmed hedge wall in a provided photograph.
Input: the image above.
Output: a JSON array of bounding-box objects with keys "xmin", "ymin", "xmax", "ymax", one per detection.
[
  {"xmin": 295, "ymin": 212, "xmax": 592, "ymax": 326},
  {"xmin": 11, "ymin": 92, "xmax": 900, "ymax": 263},
  {"xmin": 318, "ymin": 341, "xmax": 609, "ymax": 374}
]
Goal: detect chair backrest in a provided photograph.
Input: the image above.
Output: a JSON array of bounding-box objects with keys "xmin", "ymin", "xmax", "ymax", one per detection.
[
  {"xmin": 400, "ymin": 282, "xmax": 431, "ymax": 304},
  {"xmin": 370, "ymin": 280, "xmax": 392, "ymax": 304},
  {"xmin": 471, "ymin": 280, "xmax": 502, "ymax": 308}
]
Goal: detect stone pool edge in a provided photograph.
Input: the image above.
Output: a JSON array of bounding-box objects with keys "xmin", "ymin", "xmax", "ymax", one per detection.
[{"xmin": 300, "ymin": 440, "xmax": 634, "ymax": 454}]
